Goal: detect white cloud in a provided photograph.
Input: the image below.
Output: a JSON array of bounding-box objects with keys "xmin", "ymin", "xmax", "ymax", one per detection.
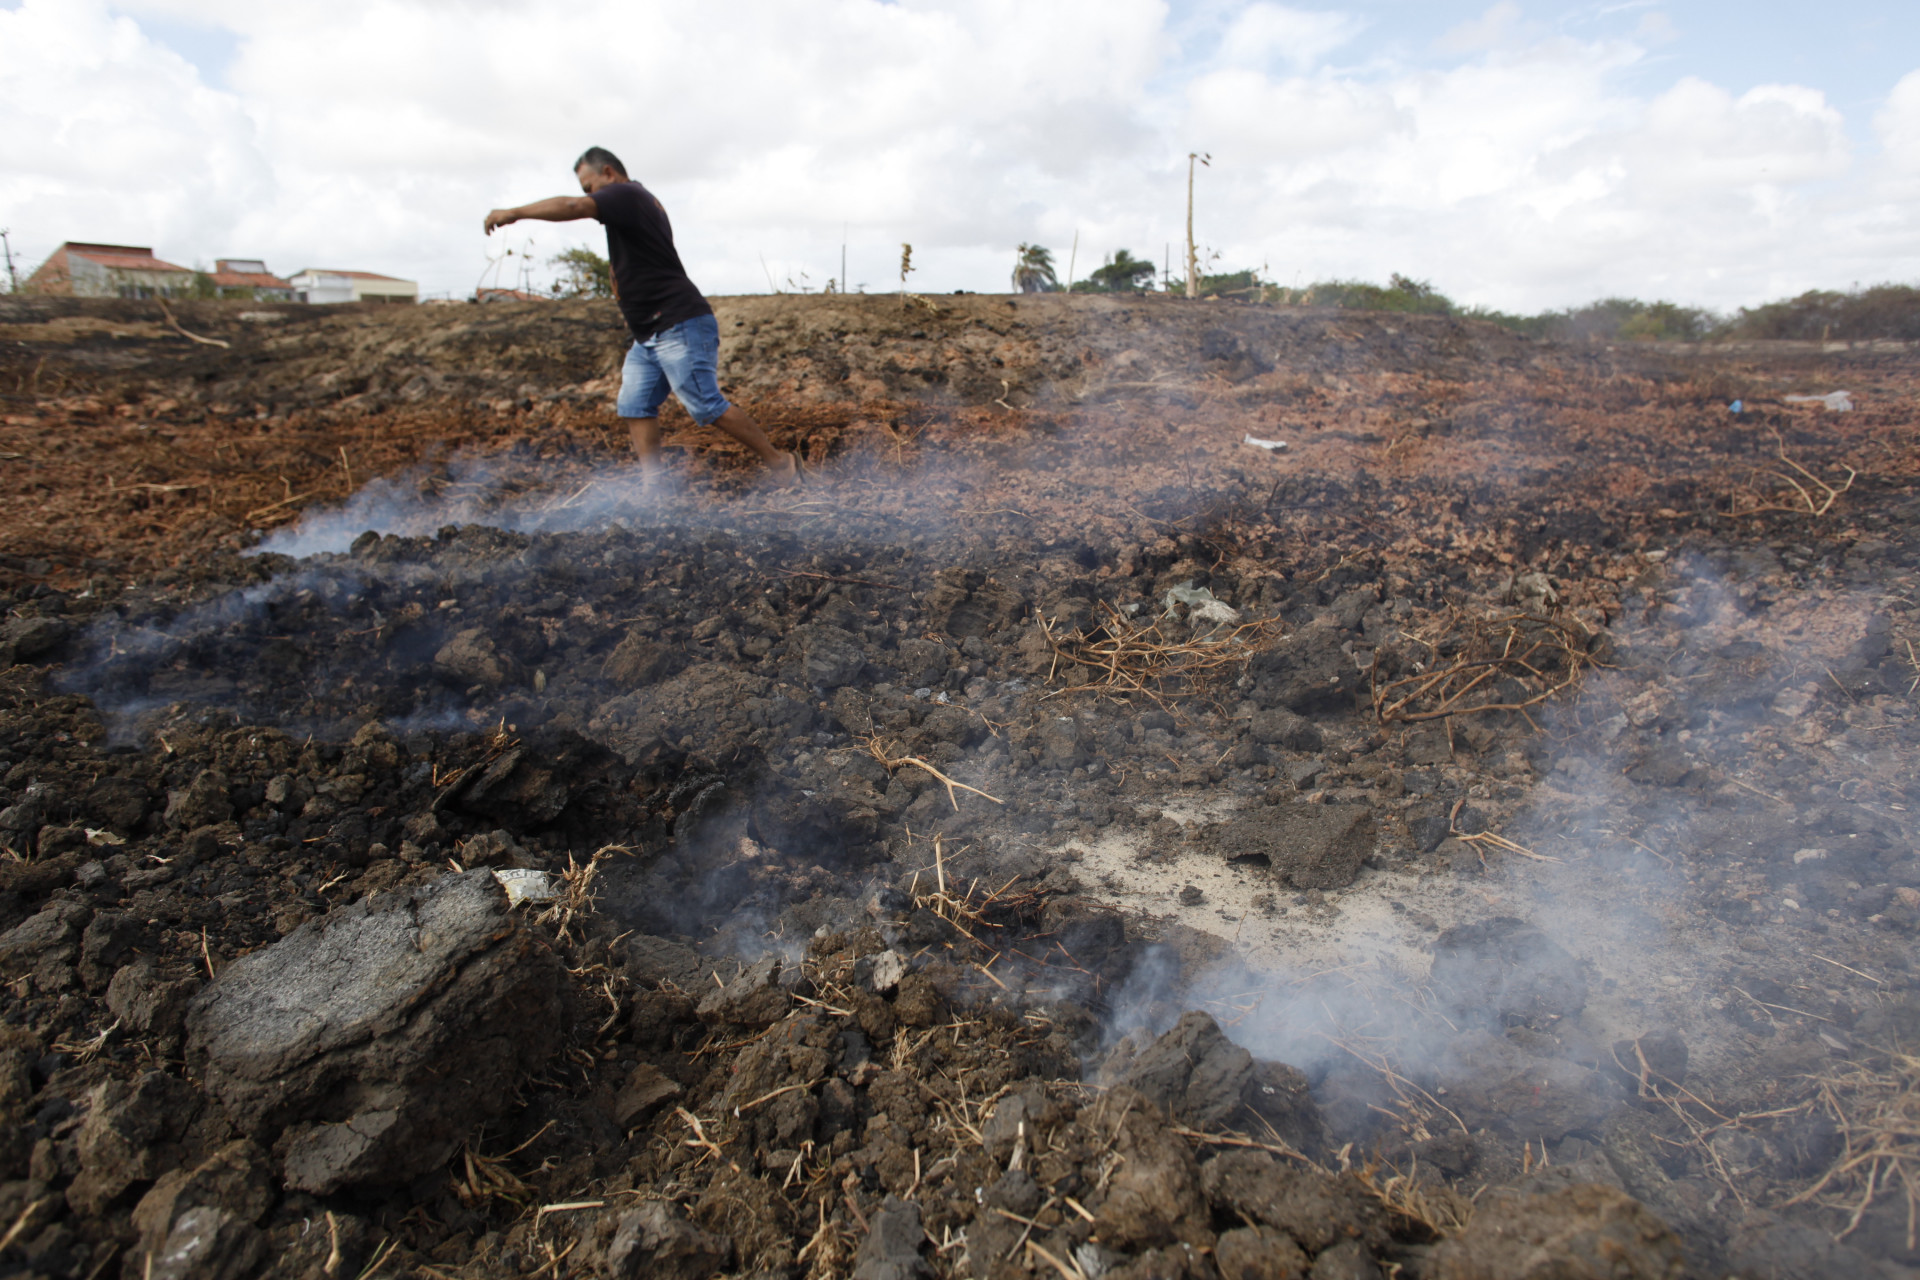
[
  {"xmin": 1214, "ymin": 4, "xmax": 1368, "ymax": 71},
  {"xmin": 1435, "ymin": 1, "xmax": 1529, "ymax": 56},
  {"xmin": 0, "ymin": 1, "xmax": 269, "ymax": 266},
  {"xmin": 0, "ymin": 0, "xmax": 1913, "ymax": 310}
]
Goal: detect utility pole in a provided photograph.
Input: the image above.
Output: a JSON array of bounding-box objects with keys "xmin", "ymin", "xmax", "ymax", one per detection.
[
  {"xmin": 1185, "ymin": 152, "xmax": 1209, "ymax": 299},
  {"xmin": 842, "ymin": 224, "xmax": 847, "ymax": 298},
  {"xmin": 1065, "ymin": 230, "xmax": 1078, "ymax": 294},
  {"xmin": 0, "ymin": 229, "xmax": 16, "ymax": 294}
]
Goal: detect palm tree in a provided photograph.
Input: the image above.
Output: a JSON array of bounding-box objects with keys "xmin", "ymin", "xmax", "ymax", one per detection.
[
  {"xmin": 1087, "ymin": 249, "xmax": 1156, "ymax": 293},
  {"xmin": 1013, "ymin": 244, "xmax": 1059, "ymax": 293}
]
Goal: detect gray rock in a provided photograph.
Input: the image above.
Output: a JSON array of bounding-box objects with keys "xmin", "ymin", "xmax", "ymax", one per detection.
[
  {"xmin": 443, "ymin": 744, "xmax": 575, "ymax": 826},
  {"xmin": 980, "ymin": 1093, "xmax": 1031, "ymax": 1163},
  {"xmin": 185, "ymin": 869, "xmax": 564, "ymax": 1193},
  {"xmin": 163, "ymin": 769, "xmax": 232, "ymax": 831},
  {"xmin": 1406, "ymin": 801, "xmax": 1451, "ymax": 852},
  {"xmin": 79, "ymin": 910, "xmax": 139, "ymax": 974},
  {"xmin": 611, "ymin": 1063, "xmax": 682, "ymax": 1129},
  {"xmin": 830, "ymin": 687, "xmax": 875, "ymax": 736},
  {"xmin": 606, "ymin": 1201, "xmax": 732, "ymax": 1280},
  {"xmin": 1244, "ymin": 1059, "xmax": 1326, "ymax": 1160},
  {"xmin": 853, "ymin": 1195, "xmax": 929, "ymax": 1280}
]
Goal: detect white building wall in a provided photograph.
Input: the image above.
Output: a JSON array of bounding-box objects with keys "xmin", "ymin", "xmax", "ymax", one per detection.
[
  {"xmin": 289, "ymin": 272, "xmax": 356, "ymax": 304},
  {"xmin": 350, "ymin": 278, "xmax": 417, "ymax": 303}
]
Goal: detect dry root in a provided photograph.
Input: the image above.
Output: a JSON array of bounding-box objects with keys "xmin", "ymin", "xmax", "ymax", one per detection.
[
  {"xmin": 1788, "ymin": 1053, "xmax": 1920, "ymax": 1250},
  {"xmin": 533, "ymin": 846, "xmax": 615, "ymax": 943},
  {"xmin": 1372, "ymin": 608, "xmax": 1600, "ymax": 725},
  {"xmin": 1728, "ymin": 428, "xmax": 1857, "ymax": 518},
  {"xmin": 1355, "ymin": 1159, "xmax": 1476, "ymax": 1239},
  {"xmin": 1040, "ymin": 601, "xmax": 1279, "ymax": 705},
  {"xmin": 864, "ymin": 736, "xmax": 1004, "ymax": 811}
]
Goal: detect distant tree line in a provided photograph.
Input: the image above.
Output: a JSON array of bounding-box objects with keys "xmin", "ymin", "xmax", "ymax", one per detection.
[
  {"xmin": 1230, "ymin": 270, "xmax": 1920, "ymax": 343},
  {"xmin": 549, "ymin": 235, "xmax": 1920, "ymax": 341}
]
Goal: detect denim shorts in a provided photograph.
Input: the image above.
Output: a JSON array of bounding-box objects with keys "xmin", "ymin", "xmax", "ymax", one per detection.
[{"xmin": 615, "ymin": 313, "xmax": 730, "ymax": 425}]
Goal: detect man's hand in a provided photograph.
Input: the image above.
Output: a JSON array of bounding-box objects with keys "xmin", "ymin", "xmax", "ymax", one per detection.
[{"xmin": 483, "ymin": 195, "xmax": 598, "ymax": 235}]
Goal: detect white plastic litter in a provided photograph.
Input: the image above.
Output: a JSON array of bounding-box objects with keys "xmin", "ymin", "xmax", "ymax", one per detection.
[
  {"xmin": 1162, "ymin": 582, "xmax": 1242, "ymax": 630},
  {"xmin": 1243, "ymin": 434, "xmax": 1289, "ymax": 451},
  {"xmin": 84, "ymin": 828, "xmax": 127, "ymax": 847},
  {"xmin": 492, "ymin": 868, "xmax": 558, "ymax": 906},
  {"xmin": 1783, "ymin": 391, "xmax": 1854, "ymax": 412}
]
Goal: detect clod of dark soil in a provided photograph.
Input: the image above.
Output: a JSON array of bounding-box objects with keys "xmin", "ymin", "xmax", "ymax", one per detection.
[
  {"xmin": 1424, "ymin": 1183, "xmax": 1686, "ymax": 1279},
  {"xmin": 1429, "ymin": 917, "xmax": 1590, "ymax": 1027},
  {"xmin": 1207, "ymin": 803, "xmax": 1377, "ymax": 890}
]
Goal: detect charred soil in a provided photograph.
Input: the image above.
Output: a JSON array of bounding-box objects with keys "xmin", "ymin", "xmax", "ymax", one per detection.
[{"xmin": 0, "ymin": 294, "xmax": 1917, "ymax": 1279}]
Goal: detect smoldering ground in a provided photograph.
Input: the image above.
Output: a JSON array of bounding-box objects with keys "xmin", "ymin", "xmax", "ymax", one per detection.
[{"xmin": 0, "ymin": 292, "xmax": 1916, "ymax": 1279}]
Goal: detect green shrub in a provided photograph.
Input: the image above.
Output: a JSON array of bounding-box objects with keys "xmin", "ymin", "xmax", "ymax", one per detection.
[
  {"xmin": 1724, "ymin": 285, "xmax": 1920, "ymax": 341},
  {"xmin": 1279, "ymin": 273, "xmax": 1455, "ymax": 315}
]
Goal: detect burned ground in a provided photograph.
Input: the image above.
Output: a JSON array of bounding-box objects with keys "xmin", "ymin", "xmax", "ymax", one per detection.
[{"xmin": 0, "ymin": 292, "xmax": 1917, "ymax": 1279}]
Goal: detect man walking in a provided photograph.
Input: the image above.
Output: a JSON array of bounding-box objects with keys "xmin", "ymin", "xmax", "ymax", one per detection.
[{"xmin": 484, "ymin": 147, "xmax": 797, "ymax": 484}]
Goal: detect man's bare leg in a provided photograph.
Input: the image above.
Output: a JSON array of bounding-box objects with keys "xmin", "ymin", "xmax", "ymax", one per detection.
[
  {"xmin": 628, "ymin": 416, "xmax": 665, "ymax": 484},
  {"xmin": 712, "ymin": 405, "xmax": 799, "ymax": 482},
  {"xmin": 628, "ymin": 407, "xmax": 797, "ymax": 484}
]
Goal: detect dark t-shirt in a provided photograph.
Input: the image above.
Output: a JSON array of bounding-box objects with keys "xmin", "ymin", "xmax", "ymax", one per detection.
[{"xmin": 590, "ymin": 181, "xmax": 712, "ymax": 341}]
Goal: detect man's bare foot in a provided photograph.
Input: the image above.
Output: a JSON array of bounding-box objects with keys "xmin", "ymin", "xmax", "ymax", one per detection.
[{"xmin": 767, "ymin": 451, "xmax": 802, "ymax": 487}]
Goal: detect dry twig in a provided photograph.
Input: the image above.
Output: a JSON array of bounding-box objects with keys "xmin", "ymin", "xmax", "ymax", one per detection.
[
  {"xmin": 1040, "ymin": 601, "xmax": 1278, "ymax": 705},
  {"xmin": 156, "ymin": 300, "xmax": 231, "ymax": 349},
  {"xmin": 1373, "ymin": 608, "xmax": 1598, "ymax": 725},
  {"xmin": 865, "ymin": 737, "xmax": 1003, "ymax": 811},
  {"xmin": 1787, "ymin": 1053, "xmax": 1920, "ymax": 1249},
  {"xmin": 1727, "ymin": 428, "xmax": 1857, "ymax": 518}
]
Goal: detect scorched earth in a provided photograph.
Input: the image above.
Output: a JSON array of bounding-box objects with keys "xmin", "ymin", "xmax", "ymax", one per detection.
[{"xmin": 0, "ymin": 291, "xmax": 1916, "ymax": 1280}]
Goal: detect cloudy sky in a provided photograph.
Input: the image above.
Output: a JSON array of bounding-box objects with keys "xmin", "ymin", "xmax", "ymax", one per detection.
[{"xmin": 2, "ymin": 0, "xmax": 1916, "ymax": 311}]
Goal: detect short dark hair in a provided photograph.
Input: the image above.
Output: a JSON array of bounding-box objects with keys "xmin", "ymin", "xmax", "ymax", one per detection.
[{"xmin": 575, "ymin": 146, "xmax": 627, "ymax": 177}]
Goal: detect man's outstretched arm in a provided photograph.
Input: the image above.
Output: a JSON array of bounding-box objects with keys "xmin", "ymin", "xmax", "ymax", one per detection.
[{"xmin": 484, "ymin": 195, "xmax": 598, "ymax": 234}]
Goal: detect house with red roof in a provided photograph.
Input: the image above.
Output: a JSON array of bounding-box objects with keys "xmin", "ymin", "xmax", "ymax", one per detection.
[
  {"xmin": 209, "ymin": 259, "xmax": 294, "ymax": 302},
  {"xmin": 25, "ymin": 242, "xmax": 193, "ymax": 298},
  {"xmin": 286, "ymin": 269, "xmax": 417, "ymax": 305}
]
